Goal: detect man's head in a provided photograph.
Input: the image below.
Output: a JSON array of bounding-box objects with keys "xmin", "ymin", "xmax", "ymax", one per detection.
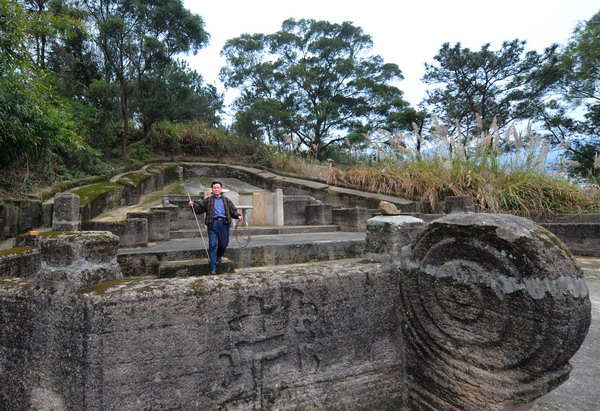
[{"xmin": 211, "ymin": 181, "xmax": 223, "ymax": 196}]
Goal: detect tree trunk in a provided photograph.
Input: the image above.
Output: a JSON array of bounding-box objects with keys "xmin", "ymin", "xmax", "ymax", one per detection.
[{"xmin": 120, "ymin": 81, "xmax": 129, "ymax": 157}]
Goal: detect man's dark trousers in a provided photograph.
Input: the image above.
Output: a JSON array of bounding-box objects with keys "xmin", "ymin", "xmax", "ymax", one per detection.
[{"xmin": 207, "ymin": 219, "xmax": 229, "ymax": 273}]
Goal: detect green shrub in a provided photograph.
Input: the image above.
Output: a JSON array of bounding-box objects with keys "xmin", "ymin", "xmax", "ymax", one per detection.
[{"xmin": 130, "ymin": 144, "xmax": 152, "ymax": 162}]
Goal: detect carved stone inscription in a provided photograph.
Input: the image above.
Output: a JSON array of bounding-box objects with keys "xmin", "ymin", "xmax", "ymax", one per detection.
[{"xmin": 218, "ymin": 288, "xmax": 321, "ymax": 409}]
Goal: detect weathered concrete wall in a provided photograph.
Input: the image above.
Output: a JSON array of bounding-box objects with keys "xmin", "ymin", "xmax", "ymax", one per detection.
[
  {"xmin": 0, "ymin": 247, "xmax": 40, "ymax": 277},
  {"xmin": 83, "ymin": 218, "xmax": 148, "ymax": 247},
  {"xmin": 283, "ymin": 196, "xmax": 317, "ymax": 225},
  {"xmin": 0, "ymin": 200, "xmax": 42, "ymax": 240},
  {"xmin": 306, "ymin": 204, "xmax": 333, "ymax": 225},
  {"xmin": 332, "ymin": 208, "xmax": 369, "ymax": 232},
  {"xmin": 366, "ymin": 215, "xmax": 424, "ymax": 256},
  {"xmin": 541, "ymin": 223, "xmax": 600, "ymax": 257}
]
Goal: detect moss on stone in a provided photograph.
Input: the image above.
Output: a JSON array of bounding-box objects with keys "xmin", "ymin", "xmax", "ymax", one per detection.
[
  {"xmin": 0, "ymin": 246, "xmax": 37, "ymax": 258},
  {"xmin": 72, "ymin": 182, "xmax": 122, "ymax": 207},
  {"xmin": 0, "ymin": 276, "xmax": 33, "ymax": 292},
  {"xmin": 80, "ymin": 277, "xmax": 143, "ymax": 295},
  {"xmin": 170, "ymin": 182, "xmax": 185, "ymax": 195},
  {"xmin": 135, "ymin": 285, "xmax": 165, "ymax": 294},
  {"xmin": 36, "ymin": 231, "xmax": 116, "ymax": 243},
  {"xmin": 118, "ymin": 172, "xmax": 152, "ymax": 187}
]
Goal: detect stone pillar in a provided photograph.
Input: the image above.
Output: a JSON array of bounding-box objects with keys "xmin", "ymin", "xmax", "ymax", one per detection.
[
  {"xmin": 306, "ymin": 204, "xmax": 333, "ymax": 225},
  {"xmin": 252, "ymin": 192, "xmax": 275, "ymax": 226},
  {"xmin": 397, "ymin": 213, "xmax": 591, "ymax": 410},
  {"xmin": 161, "ymin": 203, "xmax": 180, "ymax": 231},
  {"xmin": 35, "ymin": 231, "xmax": 122, "ymax": 292},
  {"xmin": 444, "ymin": 195, "xmax": 475, "ymax": 213},
  {"xmin": 366, "ymin": 215, "xmax": 424, "ymax": 257},
  {"xmin": 42, "ymin": 202, "xmax": 53, "ymax": 228},
  {"xmin": 332, "ymin": 208, "xmax": 369, "ymax": 232},
  {"xmin": 121, "ymin": 218, "xmax": 148, "ymax": 247},
  {"xmin": 52, "ymin": 193, "xmax": 80, "ymax": 231},
  {"xmin": 274, "ymin": 189, "xmax": 284, "ymax": 226},
  {"xmin": 149, "ymin": 209, "xmax": 171, "ymax": 241}
]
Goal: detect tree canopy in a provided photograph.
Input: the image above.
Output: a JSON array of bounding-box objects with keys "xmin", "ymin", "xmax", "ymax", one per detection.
[
  {"xmin": 0, "ymin": 0, "xmax": 82, "ymax": 168},
  {"xmin": 531, "ymin": 10, "xmax": 600, "ymax": 179},
  {"xmin": 220, "ymin": 18, "xmax": 410, "ymax": 159},
  {"xmin": 422, "ymin": 40, "xmax": 552, "ymax": 140}
]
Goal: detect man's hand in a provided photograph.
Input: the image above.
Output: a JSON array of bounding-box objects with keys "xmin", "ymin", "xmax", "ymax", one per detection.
[
  {"xmin": 238, "ymin": 215, "xmax": 243, "ymax": 223},
  {"xmin": 188, "ymin": 201, "xmax": 194, "ymax": 207}
]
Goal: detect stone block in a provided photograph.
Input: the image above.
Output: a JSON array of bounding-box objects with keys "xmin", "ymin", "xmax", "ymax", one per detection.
[
  {"xmin": 42, "ymin": 202, "xmax": 53, "ymax": 227},
  {"xmin": 366, "ymin": 215, "xmax": 424, "ymax": 256},
  {"xmin": 306, "ymin": 204, "xmax": 333, "ymax": 225},
  {"xmin": 52, "ymin": 193, "xmax": 80, "ymax": 231},
  {"xmin": 84, "ymin": 218, "xmax": 148, "ymax": 248},
  {"xmin": 0, "ymin": 246, "xmax": 40, "ymax": 277},
  {"xmin": 126, "ymin": 210, "xmax": 169, "ymax": 243},
  {"xmin": 17, "ymin": 201, "xmax": 42, "ymax": 232},
  {"xmin": 120, "ymin": 218, "xmax": 148, "ymax": 247},
  {"xmin": 332, "ymin": 207, "xmax": 369, "ymax": 232},
  {"xmin": 283, "ymin": 195, "xmax": 316, "ymax": 225},
  {"xmin": 0, "ymin": 202, "xmax": 19, "ymax": 239},
  {"xmin": 160, "ymin": 203, "xmax": 180, "ymax": 231},
  {"xmin": 541, "ymin": 223, "xmax": 600, "ymax": 257},
  {"xmin": 252, "ymin": 191, "xmax": 275, "ymax": 226},
  {"xmin": 444, "ymin": 195, "xmax": 475, "ymax": 213},
  {"xmin": 149, "ymin": 209, "xmax": 171, "ymax": 241},
  {"xmin": 35, "ymin": 231, "xmax": 122, "ymax": 291}
]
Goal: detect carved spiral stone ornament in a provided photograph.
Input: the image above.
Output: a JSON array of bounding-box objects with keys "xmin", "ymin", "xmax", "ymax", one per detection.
[{"xmin": 398, "ymin": 213, "xmax": 591, "ymax": 410}]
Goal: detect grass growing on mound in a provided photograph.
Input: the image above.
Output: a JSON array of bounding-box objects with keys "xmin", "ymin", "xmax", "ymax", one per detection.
[
  {"xmin": 72, "ymin": 182, "xmax": 122, "ymax": 207},
  {"xmin": 149, "ymin": 121, "xmax": 260, "ymax": 158},
  {"xmin": 327, "ymin": 123, "xmax": 600, "ymax": 216}
]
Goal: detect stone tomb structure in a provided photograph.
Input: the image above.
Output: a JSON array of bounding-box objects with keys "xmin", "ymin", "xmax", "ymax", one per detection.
[{"xmin": 0, "ymin": 213, "xmax": 591, "ymax": 410}]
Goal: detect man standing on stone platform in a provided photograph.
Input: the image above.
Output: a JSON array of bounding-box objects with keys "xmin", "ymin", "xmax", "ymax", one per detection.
[{"xmin": 188, "ymin": 181, "xmax": 243, "ymax": 274}]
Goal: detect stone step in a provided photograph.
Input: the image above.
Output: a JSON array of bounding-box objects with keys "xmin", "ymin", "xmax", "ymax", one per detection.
[
  {"xmin": 158, "ymin": 257, "xmax": 235, "ymax": 278},
  {"xmin": 117, "ymin": 232, "xmax": 365, "ymax": 277},
  {"xmin": 170, "ymin": 225, "xmax": 340, "ymax": 239}
]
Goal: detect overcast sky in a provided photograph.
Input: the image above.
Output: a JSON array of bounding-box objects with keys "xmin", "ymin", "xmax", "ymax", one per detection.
[{"xmin": 182, "ymin": 0, "xmax": 598, "ymax": 119}]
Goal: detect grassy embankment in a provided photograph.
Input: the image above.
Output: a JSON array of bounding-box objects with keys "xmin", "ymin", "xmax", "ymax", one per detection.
[{"xmin": 3, "ymin": 120, "xmax": 598, "ymax": 216}]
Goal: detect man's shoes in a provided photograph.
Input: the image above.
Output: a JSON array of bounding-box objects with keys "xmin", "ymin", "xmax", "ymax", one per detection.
[{"xmin": 209, "ymin": 269, "xmax": 217, "ymax": 275}]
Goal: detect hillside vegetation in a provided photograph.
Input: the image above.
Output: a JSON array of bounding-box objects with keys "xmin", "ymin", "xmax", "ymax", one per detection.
[{"xmin": 1, "ymin": 1, "xmax": 598, "ymax": 216}]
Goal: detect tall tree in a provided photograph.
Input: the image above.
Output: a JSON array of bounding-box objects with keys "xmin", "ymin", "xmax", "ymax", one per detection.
[
  {"xmin": 423, "ymin": 40, "xmax": 552, "ymax": 142},
  {"xmin": 136, "ymin": 60, "xmax": 223, "ymax": 133},
  {"xmin": 79, "ymin": 0, "xmax": 209, "ymax": 154},
  {"xmin": 532, "ymin": 10, "xmax": 600, "ymax": 180},
  {"xmin": 221, "ymin": 18, "xmax": 410, "ymax": 159},
  {"xmin": 0, "ymin": 0, "xmax": 82, "ymax": 169}
]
